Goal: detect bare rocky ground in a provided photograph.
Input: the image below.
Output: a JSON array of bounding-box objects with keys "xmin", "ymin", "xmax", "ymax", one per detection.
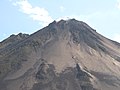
[{"xmin": 0, "ymin": 19, "xmax": 120, "ymax": 90}]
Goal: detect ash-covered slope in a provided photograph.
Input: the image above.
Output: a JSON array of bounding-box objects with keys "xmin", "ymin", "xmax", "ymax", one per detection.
[
  {"xmin": 0, "ymin": 19, "xmax": 120, "ymax": 90},
  {"xmin": 0, "ymin": 33, "xmax": 29, "ymax": 52}
]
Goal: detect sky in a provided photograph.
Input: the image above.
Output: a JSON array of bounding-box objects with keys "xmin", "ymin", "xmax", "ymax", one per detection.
[{"xmin": 0, "ymin": 0, "xmax": 120, "ymax": 42}]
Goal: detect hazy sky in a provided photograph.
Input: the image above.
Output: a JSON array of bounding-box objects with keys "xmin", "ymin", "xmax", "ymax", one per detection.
[{"xmin": 0, "ymin": 0, "xmax": 120, "ymax": 42}]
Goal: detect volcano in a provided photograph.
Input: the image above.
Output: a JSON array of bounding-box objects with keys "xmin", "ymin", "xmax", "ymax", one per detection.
[{"xmin": 0, "ymin": 19, "xmax": 120, "ymax": 90}]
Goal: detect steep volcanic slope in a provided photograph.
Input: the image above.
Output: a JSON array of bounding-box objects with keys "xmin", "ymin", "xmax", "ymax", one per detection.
[
  {"xmin": 0, "ymin": 19, "xmax": 120, "ymax": 90},
  {"xmin": 0, "ymin": 33, "xmax": 29, "ymax": 79},
  {"xmin": 0, "ymin": 33, "xmax": 29, "ymax": 49}
]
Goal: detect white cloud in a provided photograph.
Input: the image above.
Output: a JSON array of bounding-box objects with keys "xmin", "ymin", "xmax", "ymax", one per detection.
[
  {"xmin": 117, "ymin": 0, "xmax": 120, "ymax": 9},
  {"xmin": 56, "ymin": 16, "xmax": 71, "ymax": 21},
  {"xmin": 60, "ymin": 6, "xmax": 65, "ymax": 12},
  {"xmin": 113, "ymin": 34, "xmax": 120, "ymax": 43},
  {"xmin": 12, "ymin": 0, "xmax": 53, "ymax": 27}
]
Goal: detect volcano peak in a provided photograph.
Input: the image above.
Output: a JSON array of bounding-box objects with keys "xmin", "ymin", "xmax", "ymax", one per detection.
[{"xmin": 1, "ymin": 19, "xmax": 120, "ymax": 90}]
